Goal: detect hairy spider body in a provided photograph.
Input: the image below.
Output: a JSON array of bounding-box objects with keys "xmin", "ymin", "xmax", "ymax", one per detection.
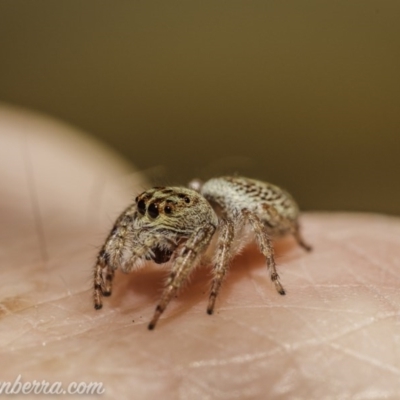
[{"xmin": 93, "ymin": 176, "xmax": 311, "ymax": 330}]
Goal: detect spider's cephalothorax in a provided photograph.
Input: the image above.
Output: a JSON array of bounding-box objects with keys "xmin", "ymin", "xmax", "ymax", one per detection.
[{"xmin": 93, "ymin": 176, "xmax": 311, "ymax": 330}]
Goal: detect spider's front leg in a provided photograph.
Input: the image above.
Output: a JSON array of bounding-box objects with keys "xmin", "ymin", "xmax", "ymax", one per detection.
[
  {"xmin": 148, "ymin": 223, "xmax": 216, "ymax": 330},
  {"xmin": 93, "ymin": 249, "xmax": 114, "ymax": 310},
  {"xmin": 93, "ymin": 206, "xmax": 146, "ymax": 310}
]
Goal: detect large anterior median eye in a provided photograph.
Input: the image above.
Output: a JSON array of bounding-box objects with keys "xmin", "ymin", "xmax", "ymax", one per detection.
[{"xmin": 148, "ymin": 202, "xmax": 159, "ymax": 218}]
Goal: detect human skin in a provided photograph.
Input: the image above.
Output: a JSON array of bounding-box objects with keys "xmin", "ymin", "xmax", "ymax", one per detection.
[{"xmin": 1, "ymin": 105, "xmax": 400, "ymax": 399}]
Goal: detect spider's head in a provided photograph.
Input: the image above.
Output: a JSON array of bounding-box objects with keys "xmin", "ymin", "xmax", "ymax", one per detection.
[{"xmin": 134, "ymin": 186, "xmax": 217, "ymax": 234}]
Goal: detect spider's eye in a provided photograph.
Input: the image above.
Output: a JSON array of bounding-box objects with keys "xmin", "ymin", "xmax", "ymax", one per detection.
[
  {"xmin": 164, "ymin": 205, "xmax": 172, "ymax": 214},
  {"xmin": 137, "ymin": 199, "xmax": 146, "ymax": 215},
  {"xmin": 148, "ymin": 203, "xmax": 159, "ymax": 218},
  {"xmin": 178, "ymin": 193, "xmax": 191, "ymax": 204}
]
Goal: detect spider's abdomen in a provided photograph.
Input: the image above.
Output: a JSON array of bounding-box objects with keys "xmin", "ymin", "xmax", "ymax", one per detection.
[{"xmin": 200, "ymin": 176, "xmax": 299, "ymax": 223}]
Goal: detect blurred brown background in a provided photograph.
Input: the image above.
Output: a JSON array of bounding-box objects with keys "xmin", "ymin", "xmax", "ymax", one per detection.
[{"xmin": 0, "ymin": 1, "xmax": 399, "ymax": 214}]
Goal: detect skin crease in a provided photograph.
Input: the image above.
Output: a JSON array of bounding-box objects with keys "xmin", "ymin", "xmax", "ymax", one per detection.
[{"xmin": 1, "ymin": 105, "xmax": 400, "ymax": 399}]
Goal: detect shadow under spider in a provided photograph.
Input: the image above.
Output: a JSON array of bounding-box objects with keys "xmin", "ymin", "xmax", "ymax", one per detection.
[{"xmin": 107, "ymin": 235, "xmax": 304, "ymax": 316}]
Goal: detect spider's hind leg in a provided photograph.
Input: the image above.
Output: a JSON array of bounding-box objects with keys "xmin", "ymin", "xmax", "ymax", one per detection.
[
  {"xmin": 244, "ymin": 210, "xmax": 286, "ymax": 296},
  {"xmin": 292, "ymin": 222, "xmax": 312, "ymax": 252}
]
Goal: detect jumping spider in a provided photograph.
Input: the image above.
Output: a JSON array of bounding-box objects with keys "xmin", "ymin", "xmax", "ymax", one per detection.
[{"xmin": 93, "ymin": 176, "xmax": 312, "ymax": 330}]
